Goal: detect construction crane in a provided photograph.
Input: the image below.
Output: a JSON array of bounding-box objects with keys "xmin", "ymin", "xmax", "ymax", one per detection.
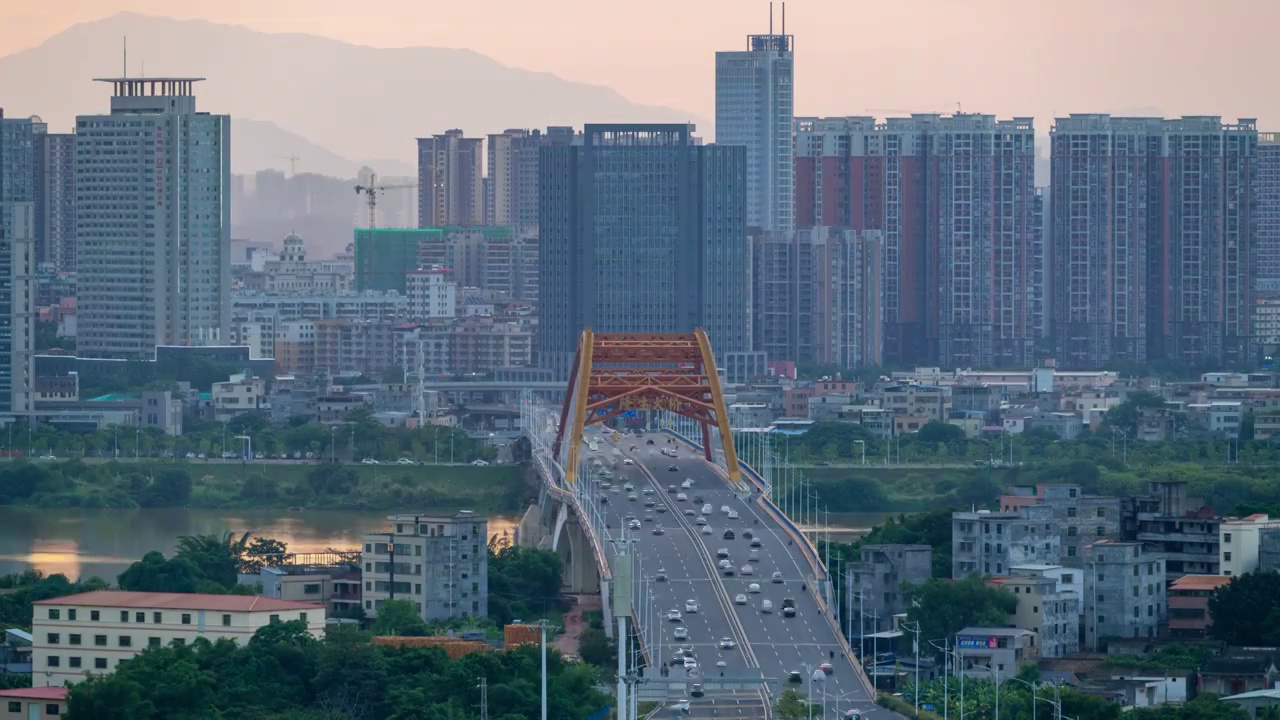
[
  {"xmin": 353, "ymin": 172, "xmax": 417, "ymax": 229},
  {"xmin": 278, "ymin": 155, "xmax": 300, "ymax": 176}
]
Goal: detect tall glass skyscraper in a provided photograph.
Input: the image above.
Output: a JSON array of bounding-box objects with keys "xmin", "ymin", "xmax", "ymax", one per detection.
[
  {"xmin": 75, "ymin": 78, "xmax": 231, "ymax": 358},
  {"xmin": 715, "ymin": 24, "xmax": 794, "ymax": 235},
  {"xmin": 538, "ymin": 124, "xmax": 748, "ymax": 377}
]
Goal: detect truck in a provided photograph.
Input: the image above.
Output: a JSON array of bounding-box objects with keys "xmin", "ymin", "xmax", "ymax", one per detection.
[{"xmin": 782, "ymin": 598, "xmax": 796, "ymax": 617}]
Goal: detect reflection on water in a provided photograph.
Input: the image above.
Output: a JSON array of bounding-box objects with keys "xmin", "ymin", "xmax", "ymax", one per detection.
[
  {"xmin": 796, "ymin": 511, "xmax": 898, "ymax": 544},
  {"xmin": 0, "ymin": 507, "xmax": 518, "ymax": 581}
]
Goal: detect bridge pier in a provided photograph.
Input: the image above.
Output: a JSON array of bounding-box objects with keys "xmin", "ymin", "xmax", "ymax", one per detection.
[{"xmin": 514, "ymin": 492, "xmax": 602, "ymax": 594}]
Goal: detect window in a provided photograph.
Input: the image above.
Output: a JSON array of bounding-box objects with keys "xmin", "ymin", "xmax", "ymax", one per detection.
[
  {"xmin": 69, "ymin": 634, "xmax": 81, "ymax": 646},
  {"xmin": 1096, "ymin": 527, "xmax": 1106, "ymax": 537},
  {"xmin": 94, "ymin": 635, "xmax": 107, "ymax": 647},
  {"xmin": 46, "ymin": 703, "xmax": 61, "ymax": 715},
  {"xmin": 1067, "ymin": 507, "xmax": 1077, "ymax": 518},
  {"xmin": 48, "ymin": 609, "xmax": 60, "ymax": 620},
  {"xmin": 90, "ymin": 611, "xmax": 99, "ymax": 621},
  {"xmin": 69, "ymin": 656, "xmax": 81, "ymax": 669},
  {"xmin": 300, "ymin": 612, "xmax": 309, "ymax": 624},
  {"xmin": 68, "ymin": 609, "xmax": 76, "ymax": 621},
  {"xmin": 119, "ymin": 636, "xmax": 132, "ymax": 648},
  {"xmin": 1224, "ymin": 533, "xmax": 1233, "ymax": 543},
  {"xmin": 5, "ymin": 702, "xmax": 17, "ymax": 712},
  {"xmin": 302, "ymin": 583, "xmax": 321, "ymax": 595},
  {"xmin": 173, "ymin": 639, "xmax": 185, "ymax": 646},
  {"xmin": 94, "ymin": 658, "xmax": 107, "ymax": 670},
  {"xmin": 181, "ymin": 614, "xmax": 191, "ymax": 625},
  {"xmin": 47, "ymin": 656, "xmax": 60, "ymax": 668},
  {"xmin": 47, "ymin": 633, "xmax": 60, "ymax": 644},
  {"xmin": 149, "ymin": 637, "xmax": 161, "ymax": 648},
  {"xmin": 1225, "ymin": 551, "xmax": 1233, "ymax": 562},
  {"xmin": 135, "ymin": 612, "xmax": 145, "ymax": 623},
  {"xmin": 120, "ymin": 611, "xmax": 128, "ymax": 622},
  {"xmin": 221, "ymin": 614, "xmax": 231, "ymax": 627},
  {"xmin": 1097, "ymin": 507, "xmax": 1107, "ymax": 518},
  {"xmin": 153, "ymin": 612, "xmax": 162, "ymax": 624},
  {"xmin": 269, "ymin": 614, "xmax": 280, "ymax": 624}
]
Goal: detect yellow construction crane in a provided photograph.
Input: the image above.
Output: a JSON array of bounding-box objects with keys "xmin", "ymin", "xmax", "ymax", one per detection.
[
  {"xmin": 278, "ymin": 155, "xmax": 300, "ymax": 176},
  {"xmin": 353, "ymin": 172, "xmax": 417, "ymax": 229}
]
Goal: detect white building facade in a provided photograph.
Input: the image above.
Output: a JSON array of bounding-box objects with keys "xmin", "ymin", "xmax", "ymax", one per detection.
[{"xmin": 75, "ymin": 78, "xmax": 231, "ymax": 358}]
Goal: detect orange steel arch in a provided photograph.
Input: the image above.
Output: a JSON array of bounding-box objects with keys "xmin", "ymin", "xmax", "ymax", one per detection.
[{"xmin": 552, "ymin": 329, "xmax": 742, "ymax": 486}]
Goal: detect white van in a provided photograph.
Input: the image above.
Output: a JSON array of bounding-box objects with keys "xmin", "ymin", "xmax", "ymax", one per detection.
[{"xmin": 761, "ymin": 599, "xmax": 774, "ymax": 614}]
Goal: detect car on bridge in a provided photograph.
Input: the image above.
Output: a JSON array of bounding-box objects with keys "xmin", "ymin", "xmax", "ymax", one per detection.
[
  {"xmin": 673, "ymin": 627, "xmax": 688, "ymax": 640},
  {"xmin": 685, "ymin": 600, "xmax": 698, "ymax": 613},
  {"xmin": 734, "ymin": 594, "xmax": 747, "ymax": 605},
  {"xmin": 666, "ymin": 609, "xmax": 682, "ymax": 622},
  {"xmin": 667, "ymin": 465, "xmax": 679, "ymax": 472},
  {"xmin": 772, "ymin": 571, "xmax": 784, "ymax": 584}
]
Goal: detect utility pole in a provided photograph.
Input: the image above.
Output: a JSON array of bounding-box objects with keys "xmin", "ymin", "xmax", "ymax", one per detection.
[
  {"xmin": 477, "ymin": 677, "xmax": 489, "ymax": 720},
  {"xmin": 540, "ymin": 619, "xmax": 549, "ymax": 720}
]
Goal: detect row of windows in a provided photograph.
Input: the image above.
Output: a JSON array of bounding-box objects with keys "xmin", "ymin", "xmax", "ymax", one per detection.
[
  {"xmin": 6, "ymin": 701, "xmax": 59, "ymax": 715},
  {"xmin": 47, "ymin": 608, "xmax": 306, "ymax": 625}
]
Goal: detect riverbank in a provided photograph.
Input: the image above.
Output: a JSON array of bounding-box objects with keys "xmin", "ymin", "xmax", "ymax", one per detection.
[{"xmin": 0, "ymin": 459, "xmax": 530, "ymax": 514}]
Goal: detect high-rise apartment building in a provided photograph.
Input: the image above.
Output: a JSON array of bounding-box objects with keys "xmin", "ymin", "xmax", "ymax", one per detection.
[
  {"xmin": 1256, "ymin": 134, "xmax": 1280, "ymax": 295},
  {"xmin": 1050, "ymin": 114, "xmax": 1257, "ymax": 368},
  {"xmin": 753, "ymin": 227, "xmax": 882, "ymax": 368},
  {"xmin": 0, "ymin": 109, "xmax": 36, "ymax": 418},
  {"xmin": 417, "ymin": 130, "xmax": 483, "ymax": 228},
  {"xmin": 794, "ymin": 114, "xmax": 1038, "ymax": 368},
  {"xmin": 33, "ymin": 127, "xmax": 76, "ymax": 273},
  {"xmin": 539, "ymin": 124, "xmax": 748, "ymax": 377},
  {"xmin": 715, "ymin": 23, "xmax": 794, "ymax": 234},
  {"xmin": 75, "ymin": 78, "xmax": 231, "ymax": 358},
  {"xmin": 485, "ymin": 128, "xmax": 574, "ymax": 231}
]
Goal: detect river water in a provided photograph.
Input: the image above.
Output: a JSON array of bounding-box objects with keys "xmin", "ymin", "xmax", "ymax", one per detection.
[{"xmin": 0, "ymin": 507, "xmax": 897, "ymax": 581}]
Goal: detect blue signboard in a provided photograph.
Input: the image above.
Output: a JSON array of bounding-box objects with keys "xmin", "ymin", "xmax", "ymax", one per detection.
[{"xmin": 956, "ymin": 636, "xmax": 997, "ymax": 650}]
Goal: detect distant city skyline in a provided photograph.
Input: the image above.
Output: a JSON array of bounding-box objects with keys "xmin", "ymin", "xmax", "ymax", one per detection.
[{"xmin": 3, "ymin": 1, "xmax": 1278, "ymax": 137}]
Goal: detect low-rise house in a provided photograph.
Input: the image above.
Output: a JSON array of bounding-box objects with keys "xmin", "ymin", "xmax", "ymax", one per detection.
[
  {"xmin": 1223, "ymin": 688, "xmax": 1280, "ymax": 717},
  {"xmin": 955, "ymin": 627, "xmax": 1038, "ymax": 679},
  {"xmin": 1199, "ymin": 647, "xmax": 1280, "ymax": 697},
  {"xmin": 0, "ymin": 687, "xmax": 67, "ymax": 718},
  {"xmin": 1166, "ymin": 574, "xmax": 1231, "ymax": 638}
]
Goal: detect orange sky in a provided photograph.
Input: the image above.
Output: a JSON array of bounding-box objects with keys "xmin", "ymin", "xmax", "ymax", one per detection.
[{"xmin": 3, "ymin": 0, "xmax": 1277, "ymax": 129}]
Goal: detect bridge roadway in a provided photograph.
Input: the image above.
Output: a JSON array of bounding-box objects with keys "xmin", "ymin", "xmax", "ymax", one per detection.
[{"xmin": 590, "ymin": 431, "xmax": 893, "ymax": 719}]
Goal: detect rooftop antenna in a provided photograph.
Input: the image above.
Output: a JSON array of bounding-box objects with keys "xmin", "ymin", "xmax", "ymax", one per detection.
[
  {"xmin": 770, "ymin": 2, "xmax": 773, "ymax": 34},
  {"xmin": 782, "ymin": 1, "xmax": 786, "ymax": 35},
  {"xmin": 122, "ymin": 36, "xmax": 127, "ymax": 78}
]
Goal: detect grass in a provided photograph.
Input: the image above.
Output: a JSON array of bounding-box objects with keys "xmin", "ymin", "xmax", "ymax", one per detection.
[{"xmin": 32, "ymin": 459, "xmax": 530, "ymax": 514}]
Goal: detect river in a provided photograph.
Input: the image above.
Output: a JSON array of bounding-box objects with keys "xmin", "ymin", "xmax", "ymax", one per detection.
[
  {"xmin": 0, "ymin": 507, "xmax": 898, "ymax": 581},
  {"xmin": 0, "ymin": 507, "xmax": 519, "ymax": 581}
]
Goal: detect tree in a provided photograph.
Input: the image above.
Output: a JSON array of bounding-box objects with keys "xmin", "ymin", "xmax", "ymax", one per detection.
[
  {"xmin": 1129, "ymin": 695, "xmax": 1250, "ymax": 720},
  {"xmin": 1208, "ymin": 571, "xmax": 1280, "ymax": 645},
  {"xmin": 241, "ymin": 537, "xmax": 289, "ymax": 574},
  {"xmin": 906, "ymin": 577, "xmax": 1018, "ymax": 655},
  {"xmin": 775, "ymin": 689, "xmax": 810, "ymax": 720},
  {"xmin": 306, "ymin": 464, "xmax": 360, "ymax": 496},
  {"xmin": 1103, "ymin": 391, "xmax": 1166, "ymax": 434},
  {"xmin": 487, "ymin": 546, "xmax": 563, "ymax": 624},
  {"xmin": 117, "ymin": 552, "xmax": 206, "ymax": 593},
  {"xmin": 138, "ymin": 468, "xmax": 192, "ymax": 507},
  {"xmin": 918, "ymin": 421, "xmax": 966, "ymax": 445},
  {"xmin": 175, "ymin": 532, "xmax": 250, "ymax": 589},
  {"xmin": 372, "ymin": 599, "xmax": 429, "ymax": 636}
]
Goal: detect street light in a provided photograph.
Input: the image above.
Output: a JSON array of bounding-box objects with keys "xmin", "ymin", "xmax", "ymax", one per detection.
[
  {"xmin": 971, "ymin": 664, "xmax": 1000, "ymax": 720},
  {"xmin": 853, "ymin": 439, "xmax": 866, "ymax": 465}
]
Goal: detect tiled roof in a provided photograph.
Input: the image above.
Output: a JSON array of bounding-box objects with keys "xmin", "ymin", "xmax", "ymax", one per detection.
[
  {"xmin": 34, "ymin": 591, "xmax": 322, "ymax": 613},
  {"xmin": 0, "ymin": 687, "xmax": 67, "ymax": 700},
  {"xmin": 1170, "ymin": 574, "xmax": 1233, "ymax": 591}
]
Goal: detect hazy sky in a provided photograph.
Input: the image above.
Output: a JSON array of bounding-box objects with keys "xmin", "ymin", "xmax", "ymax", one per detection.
[{"xmin": 3, "ymin": 0, "xmax": 1276, "ymax": 130}]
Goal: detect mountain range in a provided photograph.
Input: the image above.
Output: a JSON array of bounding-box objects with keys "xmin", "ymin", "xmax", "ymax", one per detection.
[{"xmin": 0, "ymin": 12, "xmax": 701, "ymax": 176}]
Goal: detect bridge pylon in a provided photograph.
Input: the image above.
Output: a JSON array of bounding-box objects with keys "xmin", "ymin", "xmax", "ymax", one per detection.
[{"xmin": 552, "ymin": 329, "xmax": 742, "ymax": 486}]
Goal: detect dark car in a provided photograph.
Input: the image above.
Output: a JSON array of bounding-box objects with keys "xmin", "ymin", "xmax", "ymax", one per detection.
[
  {"xmin": 742, "ymin": 530, "xmax": 753, "ymax": 540},
  {"xmin": 647, "ymin": 439, "xmax": 656, "ymax": 445},
  {"xmin": 668, "ymin": 465, "xmax": 679, "ymax": 472},
  {"xmin": 693, "ymin": 495, "xmax": 705, "ymax": 505},
  {"xmin": 723, "ymin": 529, "xmax": 736, "ymax": 540},
  {"xmin": 668, "ymin": 485, "xmax": 678, "ymax": 494},
  {"xmin": 788, "ymin": 671, "xmax": 803, "ymax": 684}
]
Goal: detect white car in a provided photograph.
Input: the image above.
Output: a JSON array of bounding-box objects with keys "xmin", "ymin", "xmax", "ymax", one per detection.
[
  {"xmin": 623, "ymin": 458, "xmax": 634, "ymax": 465},
  {"xmin": 683, "ymin": 657, "xmax": 698, "ymax": 670},
  {"xmin": 667, "ymin": 609, "xmax": 682, "ymax": 621},
  {"xmin": 681, "ymin": 479, "xmax": 694, "ymax": 489},
  {"xmin": 701, "ymin": 504, "xmax": 713, "ymax": 515},
  {"xmin": 700, "ymin": 526, "xmax": 713, "ymax": 535},
  {"xmin": 728, "ymin": 510, "xmax": 740, "ymax": 520},
  {"xmin": 671, "ymin": 700, "xmax": 691, "ymax": 713},
  {"xmin": 396, "ymin": 458, "xmax": 416, "ymax": 465},
  {"xmin": 695, "ymin": 516, "xmax": 708, "ymax": 526},
  {"xmin": 734, "ymin": 594, "xmax": 748, "ymax": 605},
  {"xmin": 747, "ymin": 582, "xmax": 761, "ymax": 593},
  {"xmin": 623, "ymin": 482, "xmax": 635, "ymax": 491},
  {"xmin": 361, "ymin": 458, "xmax": 379, "ymax": 465},
  {"xmin": 673, "ymin": 626, "xmax": 688, "ymax": 640},
  {"xmin": 628, "ymin": 520, "xmax": 641, "ymax": 530},
  {"xmin": 740, "ymin": 564, "xmax": 754, "ymax": 576},
  {"xmin": 720, "ymin": 505, "xmax": 732, "ymax": 514},
  {"xmin": 772, "ymin": 572, "xmax": 785, "ymax": 584},
  {"xmin": 716, "ymin": 548, "xmax": 730, "ymax": 558},
  {"xmin": 685, "ymin": 600, "xmax": 699, "ymax": 613},
  {"xmin": 719, "ymin": 638, "xmax": 736, "ymax": 650},
  {"xmin": 676, "ymin": 493, "xmax": 688, "ymax": 502}
]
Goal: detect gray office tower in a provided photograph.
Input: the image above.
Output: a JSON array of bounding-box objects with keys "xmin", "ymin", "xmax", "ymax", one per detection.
[
  {"xmin": 538, "ymin": 124, "xmax": 749, "ymax": 377},
  {"xmin": 1258, "ymin": 133, "xmax": 1280, "ymax": 295},
  {"xmin": 75, "ymin": 78, "xmax": 231, "ymax": 358},
  {"xmin": 33, "ymin": 125, "xmax": 76, "ymax": 273},
  {"xmin": 1051, "ymin": 115, "xmax": 1257, "ymax": 368},
  {"xmin": 0, "ymin": 110, "xmax": 36, "ymax": 417},
  {"xmin": 715, "ymin": 16, "xmax": 794, "ymax": 234}
]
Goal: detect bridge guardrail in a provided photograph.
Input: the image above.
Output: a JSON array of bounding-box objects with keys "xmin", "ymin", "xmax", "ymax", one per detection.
[{"xmin": 527, "ymin": 437, "xmax": 613, "ymax": 583}]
